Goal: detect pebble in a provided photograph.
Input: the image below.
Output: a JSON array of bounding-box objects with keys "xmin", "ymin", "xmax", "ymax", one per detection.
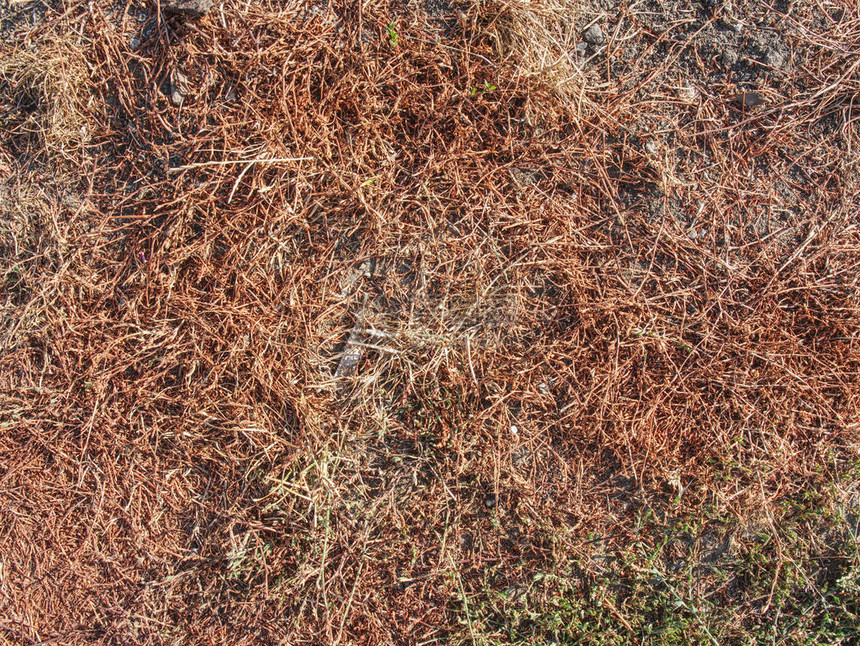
[
  {"xmin": 764, "ymin": 48, "xmax": 786, "ymax": 69},
  {"xmin": 583, "ymin": 24, "xmax": 605, "ymax": 45},
  {"xmin": 721, "ymin": 49, "xmax": 739, "ymax": 68},
  {"xmin": 733, "ymin": 91, "xmax": 765, "ymax": 108},
  {"xmin": 163, "ymin": 0, "xmax": 214, "ymax": 17},
  {"xmin": 678, "ymin": 84, "xmax": 699, "ymax": 103},
  {"xmin": 170, "ymin": 69, "xmax": 189, "ymax": 106}
]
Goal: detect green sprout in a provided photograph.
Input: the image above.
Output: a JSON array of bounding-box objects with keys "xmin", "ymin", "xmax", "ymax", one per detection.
[{"xmin": 470, "ymin": 80, "xmax": 497, "ymax": 96}]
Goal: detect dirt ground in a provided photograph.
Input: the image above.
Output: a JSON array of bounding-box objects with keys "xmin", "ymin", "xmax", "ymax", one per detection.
[{"xmin": 1, "ymin": 0, "xmax": 859, "ymax": 644}]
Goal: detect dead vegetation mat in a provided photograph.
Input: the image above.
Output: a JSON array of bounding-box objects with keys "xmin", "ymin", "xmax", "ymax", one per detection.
[{"xmin": 1, "ymin": 0, "xmax": 859, "ymax": 644}]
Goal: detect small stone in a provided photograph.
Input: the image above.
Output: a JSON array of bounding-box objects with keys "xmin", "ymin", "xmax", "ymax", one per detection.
[
  {"xmin": 575, "ymin": 41, "xmax": 588, "ymax": 56},
  {"xmin": 764, "ymin": 48, "xmax": 786, "ymax": 69},
  {"xmin": 721, "ymin": 48, "xmax": 738, "ymax": 68},
  {"xmin": 678, "ymin": 84, "xmax": 699, "ymax": 103},
  {"xmin": 732, "ymin": 91, "xmax": 765, "ymax": 108},
  {"xmin": 583, "ymin": 24, "xmax": 605, "ymax": 45},
  {"xmin": 170, "ymin": 69, "xmax": 189, "ymax": 106},
  {"xmin": 645, "ymin": 140, "xmax": 658, "ymax": 155},
  {"xmin": 163, "ymin": 0, "xmax": 214, "ymax": 17}
]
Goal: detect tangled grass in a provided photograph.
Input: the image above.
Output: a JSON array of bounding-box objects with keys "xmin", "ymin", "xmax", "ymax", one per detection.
[{"xmin": 1, "ymin": 0, "xmax": 858, "ymax": 644}]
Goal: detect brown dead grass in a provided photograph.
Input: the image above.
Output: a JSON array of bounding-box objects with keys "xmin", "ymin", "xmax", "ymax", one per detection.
[
  {"xmin": 0, "ymin": 35, "xmax": 93, "ymax": 159},
  {"xmin": 1, "ymin": 0, "xmax": 859, "ymax": 644},
  {"xmin": 482, "ymin": 0, "xmax": 584, "ymax": 97}
]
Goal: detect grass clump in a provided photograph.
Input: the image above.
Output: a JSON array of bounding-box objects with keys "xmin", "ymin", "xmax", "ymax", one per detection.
[
  {"xmin": 0, "ymin": 36, "xmax": 93, "ymax": 159},
  {"xmin": 479, "ymin": 0, "xmax": 586, "ymax": 101}
]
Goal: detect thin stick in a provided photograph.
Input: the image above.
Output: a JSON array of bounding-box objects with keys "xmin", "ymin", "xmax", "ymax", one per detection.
[
  {"xmin": 168, "ymin": 157, "xmax": 314, "ymax": 172},
  {"xmin": 466, "ymin": 335, "xmax": 478, "ymax": 386}
]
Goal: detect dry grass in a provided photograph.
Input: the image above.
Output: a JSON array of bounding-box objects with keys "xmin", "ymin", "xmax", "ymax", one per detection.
[
  {"xmin": 785, "ymin": 1, "xmax": 860, "ymax": 132},
  {"xmin": 481, "ymin": 0, "xmax": 585, "ymax": 98},
  {"xmin": 0, "ymin": 34, "xmax": 93, "ymax": 159},
  {"xmin": 1, "ymin": 0, "xmax": 859, "ymax": 644}
]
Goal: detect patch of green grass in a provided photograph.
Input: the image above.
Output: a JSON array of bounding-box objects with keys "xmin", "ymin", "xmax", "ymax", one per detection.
[{"xmin": 450, "ymin": 477, "xmax": 860, "ymax": 645}]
